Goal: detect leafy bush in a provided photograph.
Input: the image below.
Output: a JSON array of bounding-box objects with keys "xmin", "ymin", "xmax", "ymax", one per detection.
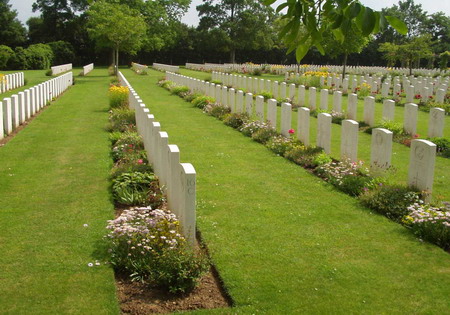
[
  {"xmin": 170, "ymin": 85, "xmax": 190, "ymax": 96},
  {"xmin": 192, "ymin": 95, "xmax": 215, "ymax": 109},
  {"xmin": 258, "ymin": 90, "xmax": 273, "ymax": 100},
  {"xmin": 204, "ymin": 103, "xmax": 231, "ymax": 120},
  {"xmin": 403, "ymin": 202, "xmax": 450, "ymax": 250},
  {"xmin": 112, "ymin": 172, "xmax": 164, "ymax": 207},
  {"xmin": 24, "ymin": 44, "xmax": 54, "ymax": 70},
  {"xmin": 183, "ymin": 92, "xmax": 201, "ymax": 102},
  {"xmin": 109, "ymin": 85, "xmax": 129, "ymax": 108},
  {"xmin": 45, "ymin": 69, "xmax": 53, "ymax": 76},
  {"xmin": 251, "ymin": 126, "xmax": 277, "ymax": 144},
  {"xmin": 140, "ymin": 70, "xmax": 148, "ymax": 75},
  {"xmin": 47, "ymin": 41, "xmax": 75, "ymax": 66},
  {"xmin": 316, "ymin": 159, "xmax": 371, "ymax": 196},
  {"xmin": 356, "ymin": 83, "xmax": 371, "ymax": 99},
  {"xmin": 112, "ymin": 142, "xmax": 147, "ymax": 164},
  {"xmin": 313, "ymin": 153, "xmax": 332, "ymax": 166},
  {"xmin": 239, "ymin": 120, "xmax": 272, "ymax": 137},
  {"xmin": 158, "ymin": 79, "xmax": 175, "ymax": 90},
  {"xmin": 7, "ymin": 47, "xmax": 28, "ymax": 70},
  {"xmin": 284, "ymin": 145, "xmax": 323, "ymax": 168},
  {"xmin": 111, "ymin": 163, "xmax": 153, "ymax": 179},
  {"xmin": 211, "ymin": 80, "xmax": 222, "ymax": 85},
  {"xmin": 108, "ymin": 108, "xmax": 136, "ymax": 132},
  {"xmin": 266, "ymin": 135, "xmax": 294, "ymax": 156},
  {"xmin": 252, "ymin": 68, "xmax": 262, "ymax": 76},
  {"xmin": 359, "ymin": 184, "xmax": 421, "ymax": 221},
  {"xmin": 0, "ymin": 45, "xmax": 14, "ymax": 70},
  {"xmin": 428, "ymin": 137, "xmax": 450, "ymax": 158},
  {"xmin": 223, "ymin": 112, "xmax": 249, "ymax": 129},
  {"xmin": 106, "ymin": 207, "xmax": 209, "ymax": 293}
]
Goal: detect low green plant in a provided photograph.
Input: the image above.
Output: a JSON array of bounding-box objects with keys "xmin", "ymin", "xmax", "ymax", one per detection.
[
  {"xmin": 252, "ymin": 68, "xmax": 262, "ymax": 76},
  {"xmin": 428, "ymin": 137, "xmax": 450, "ymax": 158},
  {"xmin": 112, "ymin": 171, "xmax": 163, "ymax": 207},
  {"xmin": 78, "ymin": 71, "xmax": 85, "ymax": 77},
  {"xmin": 183, "ymin": 92, "xmax": 201, "ymax": 102},
  {"xmin": 45, "ymin": 69, "xmax": 53, "ymax": 76},
  {"xmin": 258, "ymin": 90, "xmax": 273, "ymax": 100},
  {"xmin": 204, "ymin": 103, "xmax": 231, "ymax": 120},
  {"xmin": 192, "ymin": 95, "xmax": 215, "ymax": 109},
  {"xmin": 105, "ymin": 207, "xmax": 209, "ymax": 293},
  {"xmin": 251, "ymin": 126, "xmax": 277, "ymax": 144},
  {"xmin": 265, "ymin": 135, "xmax": 294, "ymax": 156},
  {"xmin": 359, "ymin": 184, "xmax": 421, "ymax": 221},
  {"xmin": 403, "ymin": 202, "xmax": 450, "ymax": 250},
  {"xmin": 170, "ymin": 85, "xmax": 190, "ymax": 96},
  {"xmin": 158, "ymin": 79, "xmax": 175, "ymax": 90},
  {"xmin": 109, "ymin": 85, "xmax": 129, "ymax": 109},
  {"xmin": 108, "ymin": 108, "xmax": 136, "ymax": 132},
  {"xmin": 109, "ymin": 131, "xmax": 123, "ymax": 145},
  {"xmin": 111, "ymin": 163, "xmax": 153, "ymax": 179},
  {"xmin": 239, "ymin": 120, "xmax": 272, "ymax": 137},
  {"xmin": 223, "ymin": 112, "xmax": 249, "ymax": 129},
  {"xmin": 211, "ymin": 80, "xmax": 222, "ymax": 85},
  {"xmin": 316, "ymin": 159, "xmax": 371, "ymax": 196},
  {"xmin": 140, "ymin": 70, "xmax": 148, "ymax": 75},
  {"xmin": 284, "ymin": 145, "xmax": 323, "ymax": 168},
  {"xmin": 313, "ymin": 153, "xmax": 332, "ymax": 166}
]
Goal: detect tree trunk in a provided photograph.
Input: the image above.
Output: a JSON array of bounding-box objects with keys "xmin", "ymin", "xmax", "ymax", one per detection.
[
  {"xmin": 115, "ymin": 47, "xmax": 119, "ymax": 76},
  {"xmin": 230, "ymin": 49, "xmax": 235, "ymax": 64},
  {"xmin": 111, "ymin": 49, "xmax": 115, "ymax": 70},
  {"xmin": 342, "ymin": 52, "xmax": 348, "ymax": 80}
]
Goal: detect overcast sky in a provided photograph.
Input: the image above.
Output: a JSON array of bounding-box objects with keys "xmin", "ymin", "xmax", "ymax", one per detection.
[{"xmin": 9, "ymin": 0, "xmax": 450, "ymax": 27}]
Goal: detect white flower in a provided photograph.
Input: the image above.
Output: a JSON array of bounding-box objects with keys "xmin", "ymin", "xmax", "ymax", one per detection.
[{"xmin": 87, "ymin": 263, "xmax": 93, "ymax": 267}]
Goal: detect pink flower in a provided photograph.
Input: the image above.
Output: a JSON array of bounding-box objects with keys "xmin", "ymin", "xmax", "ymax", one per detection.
[
  {"xmin": 137, "ymin": 159, "xmax": 143, "ymax": 164},
  {"xmin": 288, "ymin": 129, "xmax": 295, "ymax": 134}
]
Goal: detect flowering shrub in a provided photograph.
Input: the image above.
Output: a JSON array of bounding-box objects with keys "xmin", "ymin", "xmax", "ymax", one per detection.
[
  {"xmin": 403, "ymin": 202, "xmax": 450, "ymax": 249},
  {"xmin": 239, "ymin": 120, "xmax": 272, "ymax": 137},
  {"xmin": 356, "ymin": 83, "xmax": 371, "ymax": 99},
  {"xmin": 204, "ymin": 103, "xmax": 231, "ymax": 119},
  {"xmin": 265, "ymin": 135, "xmax": 295, "ymax": 156},
  {"xmin": 251, "ymin": 126, "xmax": 277, "ymax": 144},
  {"xmin": 223, "ymin": 112, "xmax": 249, "ymax": 129},
  {"xmin": 191, "ymin": 95, "xmax": 215, "ymax": 109},
  {"xmin": 112, "ymin": 172, "xmax": 164, "ymax": 207},
  {"xmin": 109, "ymin": 85, "xmax": 129, "ymax": 108},
  {"xmin": 359, "ymin": 184, "xmax": 421, "ymax": 221},
  {"xmin": 106, "ymin": 207, "xmax": 208, "ymax": 293},
  {"xmin": 108, "ymin": 108, "xmax": 136, "ymax": 132},
  {"xmin": 170, "ymin": 85, "xmax": 190, "ymax": 96},
  {"xmin": 157, "ymin": 79, "xmax": 175, "ymax": 90},
  {"xmin": 316, "ymin": 159, "xmax": 371, "ymax": 196}
]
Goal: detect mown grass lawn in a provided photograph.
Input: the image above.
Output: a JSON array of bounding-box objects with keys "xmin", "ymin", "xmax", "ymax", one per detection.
[
  {"xmin": 125, "ymin": 68, "xmax": 450, "ymax": 314},
  {"xmin": 179, "ymin": 68, "xmax": 450, "ymax": 201},
  {"xmin": 0, "ymin": 68, "xmax": 119, "ymax": 313}
]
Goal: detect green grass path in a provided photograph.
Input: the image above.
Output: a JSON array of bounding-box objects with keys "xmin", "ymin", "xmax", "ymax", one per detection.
[
  {"xmin": 0, "ymin": 69, "xmax": 119, "ymax": 314},
  {"xmin": 128, "ymin": 69, "xmax": 450, "ymax": 314}
]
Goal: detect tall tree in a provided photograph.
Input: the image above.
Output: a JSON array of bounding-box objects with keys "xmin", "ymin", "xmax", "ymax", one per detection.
[
  {"xmin": 197, "ymin": 0, "xmax": 277, "ymax": 63},
  {"xmin": 86, "ymin": 0, "xmax": 146, "ymax": 74},
  {"xmin": 0, "ymin": 0, "xmax": 27, "ymax": 47},
  {"xmin": 263, "ymin": 0, "xmax": 407, "ymax": 62}
]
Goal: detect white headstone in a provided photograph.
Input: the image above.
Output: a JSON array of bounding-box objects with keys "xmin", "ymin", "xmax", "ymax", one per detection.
[
  {"xmin": 245, "ymin": 93, "xmax": 253, "ymax": 116},
  {"xmin": 347, "ymin": 93, "xmax": 357, "ymax": 120},
  {"xmin": 382, "ymin": 99, "xmax": 395, "ymax": 121},
  {"xmin": 267, "ymin": 99, "xmax": 277, "ymax": 128},
  {"xmin": 332, "ymin": 91, "xmax": 342, "ymax": 113},
  {"xmin": 228, "ymin": 88, "xmax": 235, "ymax": 112},
  {"xmin": 309, "ymin": 87, "xmax": 316, "ymax": 110},
  {"xmin": 281, "ymin": 102, "xmax": 292, "ymax": 137},
  {"xmin": 298, "ymin": 85, "xmax": 305, "ymax": 106},
  {"xmin": 363, "ymin": 96, "xmax": 375, "ymax": 127},
  {"xmin": 427, "ymin": 107, "xmax": 445, "ymax": 138},
  {"xmin": 320, "ymin": 89, "xmax": 328, "ymax": 110},
  {"xmin": 341, "ymin": 120, "xmax": 359, "ymax": 162},
  {"xmin": 179, "ymin": 163, "xmax": 196, "ymax": 246},
  {"xmin": 236, "ymin": 90, "xmax": 244, "ymax": 113},
  {"xmin": 404, "ymin": 103, "xmax": 418, "ymax": 136},
  {"xmin": 408, "ymin": 139, "xmax": 436, "ymax": 198},
  {"xmin": 297, "ymin": 107, "xmax": 310, "ymax": 146},
  {"xmin": 371, "ymin": 128, "xmax": 393, "ymax": 170},
  {"xmin": 2, "ymin": 98, "xmax": 12, "ymax": 135},
  {"xmin": 255, "ymin": 95, "xmax": 265, "ymax": 121},
  {"xmin": 317, "ymin": 113, "xmax": 332, "ymax": 154}
]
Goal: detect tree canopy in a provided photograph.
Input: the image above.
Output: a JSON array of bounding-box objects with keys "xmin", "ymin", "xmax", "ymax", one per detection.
[{"xmin": 0, "ymin": 0, "xmax": 27, "ymax": 47}]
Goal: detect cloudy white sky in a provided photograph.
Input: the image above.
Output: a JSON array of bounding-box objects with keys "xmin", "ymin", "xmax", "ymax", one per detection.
[{"xmin": 9, "ymin": 0, "xmax": 450, "ymax": 27}]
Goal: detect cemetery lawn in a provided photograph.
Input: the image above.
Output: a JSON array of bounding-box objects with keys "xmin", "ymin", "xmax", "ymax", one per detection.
[
  {"xmin": 178, "ymin": 68, "xmax": 450, "ymax": 201},
  {"xmin": 0, "ymin": 69, "xmax": 119, "ymax": 313},
  {"xmin": 1, "ymin": 69, "xmax": 58, "ymax": 99},
  {"xmin": 125, "ymin": 68, "xmax": 450, "ymax": 314}
]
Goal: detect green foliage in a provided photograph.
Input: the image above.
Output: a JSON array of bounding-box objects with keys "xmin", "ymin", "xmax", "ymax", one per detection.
[
  {"xmin": 109, "ymin": 85, "xmax": 129, "ymax": 109},
  {"xmin": 359, "ymin": 184, "xmax": 421, "ymax": 221},
  {"xmin": 223, "ymin": 112, "xmax": 249, "ymax": 129},
  {"xmin": 375, "ymin": 120, "xmax": 405, "ymax": 136},
  {"xmin": 24, "ymin": 44, "xmax": 54, "ymax": 70},
  {"xmin": 45, "ymin": 69, "xmax": 53, "ymax": 76},
  {"xmin": 170, "ymin": 85, "xmax": 189, "ymax": 96},
  {"xmin": 269, "ymin": 0, "xmax": 407, "ymax": 62},
  {"xmin": 108, "ymin": 107, "xmax": 136, "ymax": 133},
  {"xmin": 251, "ymin": 126, "xmax": 277, "ymax": 144},
  {"xmin": 112, "ymin": 171, "xmax": 163, "ymax": 207},
  {"xmin": 313, "ymin": 153, "xmax": 333, "ymax": 166},
  {"xmin": 47, "ymin": 41, "xmax": 75, "ymax": 66},
  {"xmin": 284, "ymin": 145, "xmax": 323, "ymax": 168},
  {"xmin": 0, "ymin": 0, "xmax": 27, "ymax": 47},
  {"xmin": 439, "ymin": 51, "xmax": 450, "ymax": 70},
  {"xmin": 204, "ymin": 103, "xmax": 231, "ymax": 120},
  {"xmin": 0, "ymin": 45, "xmax": 14, "ymax": 70},
  {"xmin": 265, "ymin": 135, "xmax": 294, "ymax": 156},
  {"xmin": 428, "ymin": 137, "xmax": 450, "ymax": 158},
  {"xmin": 191, "ymin": 95, "xmax": 215, "ymax": 109},
  {"xmin": 252, "ymin": 68, "xmax": 263, "ymax": 76},
  {"xmin": 111, "ymin": 132, "xmax": 146, "ymax": 163},
  {"xmin": 258, "ymin": 90, "xmax": 273, "ymax": 100},
  {"xmin": 105, "ymin": 207, "xmax": 208, "ymax": 293},
  {"xmin": 6, "ymin": 46, "xmax": 28, "ymax": 70}
]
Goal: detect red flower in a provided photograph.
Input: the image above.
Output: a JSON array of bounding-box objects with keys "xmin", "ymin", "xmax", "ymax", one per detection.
[{"xmin": 288, "ymin": 129, "xmax": 295, "ymax": 134}]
